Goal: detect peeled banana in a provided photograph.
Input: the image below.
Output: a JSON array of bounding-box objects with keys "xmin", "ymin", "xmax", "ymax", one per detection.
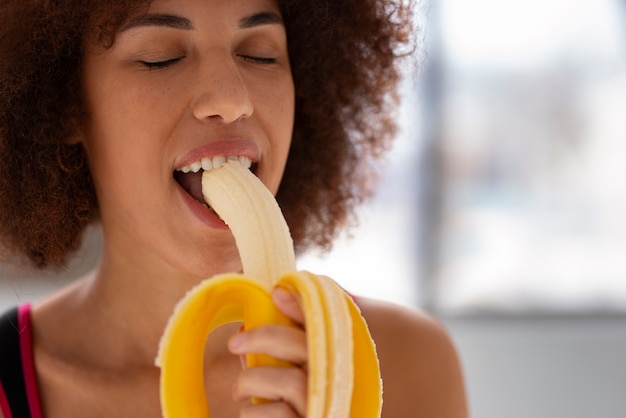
[{"xmin": 156, "ymin": 161, "xmax": 382, "ymax": 417}]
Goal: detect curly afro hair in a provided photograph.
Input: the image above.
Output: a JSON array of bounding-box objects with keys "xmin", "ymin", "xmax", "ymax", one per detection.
[{"xmin": 0, "ymin": 0, "xmax": 416, "ymax": 268}]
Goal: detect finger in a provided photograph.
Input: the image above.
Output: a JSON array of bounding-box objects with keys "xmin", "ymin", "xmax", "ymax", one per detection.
[
  {"xmin": 240, "ymin": 401, "xmax": 302, "ymax": 418},
  {"xmin": 272, "ymin": 287, "xmax": 305, "ymax": 325},
  {"xmin": 233, "ymin": 366, "xmax": 307, "ymax": 417},
  {"xmin": 234, "ymin": 325, "xmax": 248, "ymax": 370},
  {"xmin": 228, "ymin": 325, "xmax": 307, "ymax": 365}
]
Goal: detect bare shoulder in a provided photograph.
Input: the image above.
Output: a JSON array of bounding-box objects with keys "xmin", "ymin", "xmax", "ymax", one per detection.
[{"xmin": 357, "ymin": 297, "xmax": 468, "ymax": 418}]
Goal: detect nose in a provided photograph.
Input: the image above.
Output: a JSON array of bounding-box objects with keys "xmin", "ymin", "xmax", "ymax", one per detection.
[{"xmin": 191, "ymin": 57, "xmax": 253, "ymax": 123}]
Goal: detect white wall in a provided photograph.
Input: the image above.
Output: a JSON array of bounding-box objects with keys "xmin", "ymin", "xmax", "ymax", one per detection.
[
  {"xmin": 0, "ymin": 226, "xmax": 101, "ymax": 310},
  {"xmin": 445, "ymin": 315, "xmax": 626, "ymax": 418}
]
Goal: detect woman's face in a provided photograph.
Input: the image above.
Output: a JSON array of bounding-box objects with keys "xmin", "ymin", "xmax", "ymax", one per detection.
[{"xmin": 80, "ymin": 0, "xmax": 294, "ymax": 276}]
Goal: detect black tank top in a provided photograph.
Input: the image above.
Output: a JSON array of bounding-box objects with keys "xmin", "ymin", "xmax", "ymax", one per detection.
[{"xmin": 0, "ymin": 306, "xmax": 34, "ymax": 417}]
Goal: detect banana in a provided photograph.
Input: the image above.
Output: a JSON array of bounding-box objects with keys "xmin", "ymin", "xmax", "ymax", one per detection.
[{"xmin": 156, "ymin": 161, "xmax": 382, "ymax": 418}]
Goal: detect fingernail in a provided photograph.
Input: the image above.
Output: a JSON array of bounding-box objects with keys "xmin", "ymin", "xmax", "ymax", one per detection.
[
  {"xmin": 273, "ymin": 287, "xmax": 293, "ymax": 303},
  {"xmin": 229, "ymin": 333, "xmax": 245, "ymax": 351}
]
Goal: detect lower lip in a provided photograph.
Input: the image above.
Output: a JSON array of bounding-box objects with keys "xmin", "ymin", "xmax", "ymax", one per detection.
[{"xmin": 176, "ymin": 183, "xmax": 229, "ymax": 230}]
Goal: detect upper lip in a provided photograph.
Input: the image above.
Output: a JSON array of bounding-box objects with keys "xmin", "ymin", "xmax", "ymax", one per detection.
[{"xmin": 174, "ymin": 138, "xmax": 260, "ymax": 170}]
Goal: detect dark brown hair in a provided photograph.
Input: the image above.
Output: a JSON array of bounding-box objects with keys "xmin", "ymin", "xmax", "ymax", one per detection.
[{"xmin": 0, "ymin": 0, "xmax": 416, "ymax": 267}]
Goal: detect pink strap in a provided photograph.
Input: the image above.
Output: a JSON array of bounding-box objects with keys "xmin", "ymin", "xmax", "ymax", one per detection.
[
  {"xmin": 18, "ymin": 304, "xmax": 43, "ymax": 418},
  {"xmin": 0, "ymin": 380, "xmax": 13, "ymax": 418}
]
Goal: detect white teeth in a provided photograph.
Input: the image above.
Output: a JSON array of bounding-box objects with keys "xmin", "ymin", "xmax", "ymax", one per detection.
[
  {"xmin": 189, "ymin": 161, "xmax": 202, "ymax": 173},
  {"xmin": 212, "ymin": 155, "xmax": 226, "ymax": 169},
  {"xmin": 177, "ymin": 155, "xmax": 253, "ymax": 174},
  {"xmin": 201, "ymin": 158, "xmax": 213, "ymax": 171},
  {"xmin": 239, "ymin": 156, "xmax": 252, "ymax": 169}
]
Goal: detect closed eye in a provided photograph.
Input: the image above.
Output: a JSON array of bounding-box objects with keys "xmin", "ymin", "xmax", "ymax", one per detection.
[
  {"xmin": 140, "ymin": 56, "xmax": 185, "ymax": 70},
  {"xmin": 238, "ymin": 54, "xmax": 277, "ymax": 65}
]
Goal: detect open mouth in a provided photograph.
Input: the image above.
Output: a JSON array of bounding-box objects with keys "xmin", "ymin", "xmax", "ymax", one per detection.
[{"xmin": 174, "ymin": 155, "xmax": 256, "ymax": 204}]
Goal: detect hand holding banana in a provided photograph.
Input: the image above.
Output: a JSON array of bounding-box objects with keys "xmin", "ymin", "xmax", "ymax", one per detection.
[{"xmin": 156, "ymin": 161, "xmax": 382, "ymax": 417}]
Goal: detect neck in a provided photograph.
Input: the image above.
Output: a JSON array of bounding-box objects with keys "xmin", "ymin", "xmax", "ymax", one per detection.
[{"xmin": 33, "ymin": 238, "xmax": 242, "ymax": 372}]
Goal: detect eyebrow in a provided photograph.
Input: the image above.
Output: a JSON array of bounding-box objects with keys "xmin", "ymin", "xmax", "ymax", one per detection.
[
  {"xmin": 121, "ymin": 11, "xmax": 283, "ymax": 32},
  {"xmin": 239, "ymin": 12, "xmax": 284, "ymax": 29},
  {"xmin": 122, "ymin": 14, "xmax": 193, "ymax": 31}
]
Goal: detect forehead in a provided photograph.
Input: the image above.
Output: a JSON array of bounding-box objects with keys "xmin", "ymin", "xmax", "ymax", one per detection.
[
  {"xmin": 89, "ymin": 0, "xmax": 283, "ymax": 47},
  {"xmin": 144, "ymin": 0, "xmax": 281, "ymax": 15},
  {"xmin": 125, "ymin": 0, "xmax": 283, "ymax": 31}
]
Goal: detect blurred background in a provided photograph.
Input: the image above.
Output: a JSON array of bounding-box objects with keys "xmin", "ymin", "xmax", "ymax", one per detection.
[{"xmin": 3, "ymin": 0, "xmax": 626, "ymax": 416}]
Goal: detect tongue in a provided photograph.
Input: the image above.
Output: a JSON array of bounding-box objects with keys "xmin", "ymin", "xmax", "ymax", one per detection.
[{"xmin": 174, "ymin": 171, "xmax": 205, "ymax": 203}]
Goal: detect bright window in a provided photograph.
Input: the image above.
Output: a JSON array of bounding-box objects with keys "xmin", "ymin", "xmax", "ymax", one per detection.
[{"xmin": 303, "ymin": 0, "xmax": 626, "ymax": 314}]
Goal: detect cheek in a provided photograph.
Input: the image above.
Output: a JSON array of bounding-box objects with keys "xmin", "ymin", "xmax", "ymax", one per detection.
[
  {"xmin": 83, "ymin": 60, "xmax": 177, "ymax": 152},
  {"xmin": 82, "ymin": 81, "xmax": 174, "ymax": 170},
  {"xmin": 269, "ymin": 84, "xmax": 295, "ymax": 171},
  {"xmin": 80, "ymin": 96, "xmax": 161, "ymax": 209},
  {"xmin": 267, "ymin": 80, "xmax": 295, "ymax": 148}
]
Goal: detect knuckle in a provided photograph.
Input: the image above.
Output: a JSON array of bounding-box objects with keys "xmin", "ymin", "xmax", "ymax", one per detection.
[{"xmin": 284, "ymin": 367, "xmax": 307, "ymax": 399}]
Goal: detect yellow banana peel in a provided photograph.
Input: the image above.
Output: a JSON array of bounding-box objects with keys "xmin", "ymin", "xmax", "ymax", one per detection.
[{"xmin": 156, "ymin": 161, "xmax": 382, "ymax": 418}]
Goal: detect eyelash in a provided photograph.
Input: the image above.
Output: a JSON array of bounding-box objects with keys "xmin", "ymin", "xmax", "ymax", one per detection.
[
  {"xmin": 140, "ymin": 57, "xmax": 184, "ymax": 70},
  {"xmin": 139, "ymin": 54, "xmax": 276, "ymax": 70},
  {"xmin": 238, "ymin": 54, "xmax": 277, "ymax": 65}
]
